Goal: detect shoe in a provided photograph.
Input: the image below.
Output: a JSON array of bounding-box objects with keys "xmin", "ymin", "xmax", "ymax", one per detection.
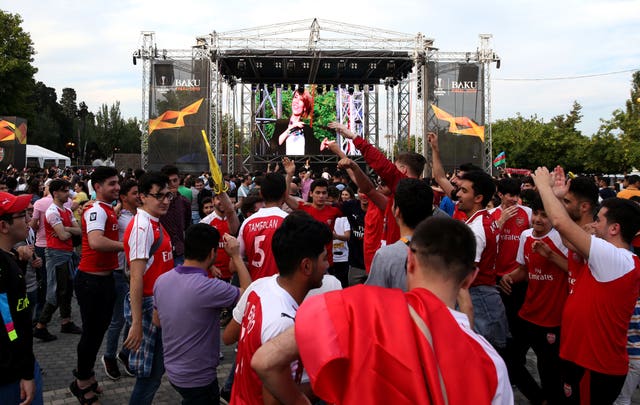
[
  {"xmin": 219, "ymin": 351, "xmax": 224, "ymax": 360},
  {"xmin": 117, "ymin": 351, "xmax": 135, "ymax": 377},
  {"xmin": 220, "ymin": 388, "xmax": 231, "ymax": 404},
  {"xmin": 101, "ymin": 356, "xmax": 121, "ymax": 380},
  {"xmin": 60, "ymin": 322, "xmax": 82, "ymax": 334},
  {"xmin": 69, "ymin": 379, "xmax": 100, "ymax": 404},
  {"xmin": 33, "ymin": 327, "xmax": 57, "ymax": 342}
]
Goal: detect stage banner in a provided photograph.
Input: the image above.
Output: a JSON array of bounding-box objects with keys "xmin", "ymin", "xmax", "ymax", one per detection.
[
  {"xmin": 0, "ymin": 116, "xmax": 28, "ymax": 170},
  {"xmin": 427, "ymin": 62, "xmax": 484, "ymax": 173},
  {"xmin": 148, "ymin": 59, "xmax": 210, "ymax": 172}
]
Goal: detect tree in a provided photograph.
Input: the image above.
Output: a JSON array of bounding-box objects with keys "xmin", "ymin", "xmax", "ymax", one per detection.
[
  {"xmin": 27, "ymin": 82, "xmax": 63, "ymax": 151},
  {"xmin": 0, "ymin": 11, "xmax": 37, "ymax": 117}
]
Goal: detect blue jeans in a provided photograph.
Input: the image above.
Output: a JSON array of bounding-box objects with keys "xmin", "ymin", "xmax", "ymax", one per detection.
[
  {"xmin": 129, "ymin": 330, "xmax": 165, "ymax": 405},
  {"xmin": 104, "ymin": 270, "xmax": 130, "ymax": 359},
  {"xmin": 469, "ymin": 284, "xmax": 509, "ymax": 349},
  {"xmin": 171, "ymin": 378, "xmax": 219, "ymax": 405},
  {"xmin": 0, "ymin": 360, "xmax": 43, "ymax": 405},
  {"xmin": 191, "ymin": 211, "xmax": 201, "ymax": 224},
  {"xmin": 44, "ymin": 249, "xmax": 73, "ymax": 305}
]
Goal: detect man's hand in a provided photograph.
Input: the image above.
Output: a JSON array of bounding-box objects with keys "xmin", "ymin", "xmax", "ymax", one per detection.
[
  {"xmin": 551, "ymin": 166, "xmax": 569, "ymax": 199},
  {"xmin": 427, "ymin": 132, "xmax": 439, "ymax": 151},
  {"xmin": 222, "ymin": 233, "xmax": 240, "ymax": 257},
  {"xmin": 31, "ymin": 256, "xmax": 43, "ymax": 269},
  {"xmin": 282, "ymin": 157, "xmax": 296, "ymax": 177},
  {"xmin": 16, "ymin": 245, "xmax": 34, "ymax": 261},
  {"xmin": 124, "ymin": 323, "xmax": 143, "ymax": 352},
  {"xmin": 497, "ymin": 205, "xmax": 519, "ymax": 228},
  {"xmin": 337, "ymin": 157, "xmax": 355, "ymax": 171},
  {"xmin": 19, "ymin": 378, "xmax": 35, "ymax": 405},
  {"xmin": 328, "ymin": 122, "xmax": 356, "ymax": 139},
  {"xmin": 532, "ymin": 167, "xmax": 553, "ymax": 191},
  {"xmin": 498, "ymin": 274, "xmax": 514, "ymax": 295},
  {"xmin": 532, "ymin": 240, "xmax": 552, "ymax": 258}
]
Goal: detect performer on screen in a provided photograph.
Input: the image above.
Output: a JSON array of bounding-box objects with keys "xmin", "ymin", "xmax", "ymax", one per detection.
[{"xmin": 278, "ymin": 87, "xmax": 313, "ymax": 155}]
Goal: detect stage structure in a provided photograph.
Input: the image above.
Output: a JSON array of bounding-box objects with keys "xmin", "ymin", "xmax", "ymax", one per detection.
[{"xmin": 133, "ymin": 19, "xmax": 500, "ymax": 174}]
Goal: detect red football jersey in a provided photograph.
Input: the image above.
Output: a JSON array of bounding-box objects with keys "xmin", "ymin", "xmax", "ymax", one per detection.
[
  {"xmin": 238, "ymin": 207, "xmax": 288, "ymax": 280},
  {"xmin": 201, "ymin": 212, "xmax": 232, "ymax": 280},
  {"xmin": 491, "ymin": 205, "xmax": 531, "ymax": 276},
  {"xmin": 560, "ymin": 237, "xmax": 640, "ymax": 375},
  {"xmin": 44, "ymin": 204, "xmax": 75, "ymax": 252},
  {"xmin": 466, "ymin": 209, "xmax": 499, "ymax": 287},
  {"xmin": 79, "ymin": 201, "xmax": 120, "ymax": 273},
  {"xmin": 516, "ymin": 228, "xmax": 568, "ymax": 327},
  {"xmin": 297, "ymin": 201, "xmax": 342, "ymax": 266}
]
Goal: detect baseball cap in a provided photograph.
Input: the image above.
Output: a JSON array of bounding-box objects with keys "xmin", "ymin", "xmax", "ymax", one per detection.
[{"xmin": 0, "ymin": 192, "xmax": 32, "ymax": 216}]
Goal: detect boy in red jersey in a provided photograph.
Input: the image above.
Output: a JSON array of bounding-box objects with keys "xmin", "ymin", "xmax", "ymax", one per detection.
[
  {"xmin": 500, "ymin": 196, "xmax": 568, "ymax": 403},
  {"xmin": 123, "ymin": 173, "xmax": 175, "ymax": 405},
  {"xmin": 533, "ymin": 167, "xmax": 640, "ymax": 404},
  {"xmin": 237, "ymin": 173, "xmax": 288, "ymax": 280},
  {"xmin": 200, "ymin": 191, "xmax": 239, "ymax": 281},
  {"xmin": 70, "ymin": 167, "xmax": 123, "ymax": 404}
]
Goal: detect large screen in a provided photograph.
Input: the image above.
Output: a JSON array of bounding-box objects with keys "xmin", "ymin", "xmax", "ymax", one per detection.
[
  {"xmin": 148, "ymin": 59, "xmax": 210, "ymax": 172},
  {"xmin": 427, "ymin": 62, "xmax": 484, "ymax": 173}
]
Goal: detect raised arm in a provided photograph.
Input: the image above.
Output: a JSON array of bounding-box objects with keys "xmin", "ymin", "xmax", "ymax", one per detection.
[
  {"xmin": 283, "ymin": 157, "xmax": 302, "ymax": 210},
  {"xmin": 219, "ymin": 191, "xmax": 239, "ymax": 235},
  {"xmin": 427, "ymin": 132, "xmax": 454, "ymax": 198}
]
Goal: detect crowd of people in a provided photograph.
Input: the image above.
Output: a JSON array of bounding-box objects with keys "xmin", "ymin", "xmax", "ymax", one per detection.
[{"xmin": 1, "ymin": 121, "xmax": 640, "ymax": 404}]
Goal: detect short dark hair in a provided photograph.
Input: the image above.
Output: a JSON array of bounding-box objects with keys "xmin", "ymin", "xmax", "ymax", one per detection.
[
  {"xmin": 627, "ymin": 175, "xmax": 640, "ymax": 186},
  {"xmin": 327, "ymin": 185, "xmax": 341, "ymax": 200},
  {"xmin": 49, "ymin": 179, "xmax": 70, "ymax": 193},
  {"xmin": 259, "ymin": 173, "xmax": 287, "ymax": 202},
  {"xmin": 598, "ymin": 198, "xmax": 640, "ymax": 244},
  {"xmin": 272, "ymin": 212, "xmax": 332, "ymax": 277},
  {"xmin": 133, "ymin": 168, "xmax": 146, "ymax": 180},
  {"xmin": 240, "ymin": 195, "xmax": 264, "ymax": 218},
  {"xmin": 91, "ymin": 166, "xmax": 118, "ymax": 186},
  {"xmin": 160, "ymin": 164, "xmax": 180, "ymax": 177},
  {"xmin": 395, "ymin": 152, "xmax": 427, "ymax": 177},
  {"xmin": 138, "ymin": 172, "xmax": 169, "ymax": 195},
  {"xmin": 459, "ymin": 170, "xmax": 496, "ymax": 207},
  {"xmin": 521, "ymin": 176, "xmax": 535, "ymax": 187},
  {"xmin": 569, "ymin": 176, "xmax": 598, "ymax": 209},
  {"xmin": 184, "ymin": 223, "xmax": 220, "ymax": 261},
  {"xmin": 410, "ymin": 216, "xmax": 476, "ymax": 284},
  {"xmin": 119, "ymin": 179, "xmax": 138, "ymax": 197},
  {"xmin": 529, "ymin": 194, "xmax": 545, "ymax": 213},
  {"xmin": 458, "ymin": 163, "xmax": 483, "ymax": 173},
  {"xmin": 394, "ymin": 178, "xmax": 433, "ymax": 229},
  {"xmin": 310, "ymin": 178, "xmax": 329, "ymax": 193},
  {"xmin": 497, "ymin": 178, "xmax": 521, "ymax": 196}
]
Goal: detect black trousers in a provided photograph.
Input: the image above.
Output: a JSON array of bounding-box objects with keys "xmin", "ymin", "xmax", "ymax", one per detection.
[
  {"xmin": 561, "ymin": 359, "xmax": 626, "ymax": 404},
  {"xmin": 74, "ymin": 271, "xmax": 115, "ymax": 380},
  {"xmin": 171, "ymin": 379, "xmax": 220, "ymax": 405}
]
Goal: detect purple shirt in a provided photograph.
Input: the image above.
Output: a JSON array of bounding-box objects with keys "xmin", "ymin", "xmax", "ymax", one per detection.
[{"xmin": 153, "ymin": 265, "xmax": 239, "ymax": 387}]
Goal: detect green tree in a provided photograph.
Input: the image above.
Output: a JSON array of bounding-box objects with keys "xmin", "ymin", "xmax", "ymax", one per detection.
[
  {"xmin": 0, "ymin": 11, "xmax": 37, "ymax": 118},
  {"xmin": 28, "ymin": 82, "xmax": 63, "ymax": 151}
]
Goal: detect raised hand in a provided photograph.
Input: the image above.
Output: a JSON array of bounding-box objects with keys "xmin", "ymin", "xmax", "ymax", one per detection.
[{"xmin": 282, "ymin": 157, "xmax": 296, "ymax": 176}]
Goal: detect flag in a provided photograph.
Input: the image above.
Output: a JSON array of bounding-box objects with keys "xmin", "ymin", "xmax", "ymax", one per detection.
[
  {"xmin": 200, "ymin": 130, "xmax": 228, "ymax": 194},
  {"xmin": 493, "ymin": 152, "xmax": 506, "ymax": 167}
]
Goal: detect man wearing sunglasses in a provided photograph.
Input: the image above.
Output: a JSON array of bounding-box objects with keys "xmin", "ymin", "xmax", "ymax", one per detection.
[{"xmin": 123, "ymin": 173, "xmax": 175, "ymax": 405}]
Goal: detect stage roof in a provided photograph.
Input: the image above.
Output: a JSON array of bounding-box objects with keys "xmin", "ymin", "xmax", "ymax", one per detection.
[{"xmin": 213, "ymin": 49, "xmax": 416, "ymax": 86}]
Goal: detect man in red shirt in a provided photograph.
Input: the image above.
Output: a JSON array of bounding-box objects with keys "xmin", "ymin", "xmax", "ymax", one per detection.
[
  {"xmin": 70, "ymin": 167, "xmax": 123, "ymax": 404},
  {"xmin": 200, "ymin": 191, "xmax": 239, "ymax": 281},
  {"xmin": 237, "ymin": 173, "xmax": 288, "ymax": 280},
  {"xmin": 123, "ymin": 173, "xmax": 175, "ymax": 405},
  {"xmin": 284, "ymin": 164, "xmax": 342, "ymax": 268},
  {"xmin": 533, "ymin": 166, "xmax": 640, "ymax": 404},
  {"xmin": 329, "ymin": 122, "xmax": 426, "ymax": 246},
  {"xmin": 456, "ymin": 170, "xmax": 508, "ymax": 352},
  {"xmin": 33, "ymin": 179, "xmax": 82, "ymax": 342},
  {"xmin": 252, "ymin": 217, "xmax": 513, "ymax": 404}
]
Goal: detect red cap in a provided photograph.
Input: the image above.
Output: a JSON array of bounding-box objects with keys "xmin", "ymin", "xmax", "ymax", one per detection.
[{"xmin": 0, "ymin": 192, "xmax": 32, "ymax": 216}]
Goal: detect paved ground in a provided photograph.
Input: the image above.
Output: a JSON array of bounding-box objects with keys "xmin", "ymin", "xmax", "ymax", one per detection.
[{"xmin": 34, "ymin": 299, "xmax": 640, "ymax": 404}]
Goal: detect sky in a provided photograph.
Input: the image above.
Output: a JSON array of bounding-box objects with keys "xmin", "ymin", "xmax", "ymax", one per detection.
[{"xmin": 5, "ymin": 0, "xmax": 640, "ymax": 137}]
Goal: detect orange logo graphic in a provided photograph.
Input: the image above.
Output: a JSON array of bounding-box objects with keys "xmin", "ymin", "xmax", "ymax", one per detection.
[
  {"xmin": 431, "ymin": 104, "xmax": 484, "ymax": 142},
  {"xmin": 149, "ymin": 98, "xmax": 204, "ymax": 134},
  {"xmin": 0, "ymin": 120, "xmax": 27, "ymax": 144}
]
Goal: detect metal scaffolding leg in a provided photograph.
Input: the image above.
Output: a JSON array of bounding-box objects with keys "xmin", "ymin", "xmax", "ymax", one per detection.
[
  {"xmin": 227, "ymin": 85, "xmax": 236, "ymax": 174},
  {"xmin": 210, "ymin": 60, "xmax": 221, "ymax": 161},
  {"xmin": 397, "ymin": 79, "xmax": 410, "ymax": 150},
  {"xmin": 386, "ymin": 85, "xmax": 395, "ymax": 160},
  {"xmin": 364, "ymin": 85, "xmax": 379, "ymax": 147},
  {"xmin": 137, "ymin": 32, "xmax": 155, "ymax": 170},
  {"xmin": 240, "ymin": 83, "xmax": 253, "ymax": 172},
  {"xmin": 336, "ymin": 88, "xmax": 364, "ymax": 155}
]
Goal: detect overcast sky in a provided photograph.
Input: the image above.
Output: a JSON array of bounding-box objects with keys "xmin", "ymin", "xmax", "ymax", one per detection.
[{"xmin": 6, "ymin": 0, "xmax": 640, "ymax": 137}]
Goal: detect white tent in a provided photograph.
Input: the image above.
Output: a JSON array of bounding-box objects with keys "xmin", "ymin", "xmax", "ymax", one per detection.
[{"xmin": 26, "ymin": 145, "xmax": 71, "ymax": 168}]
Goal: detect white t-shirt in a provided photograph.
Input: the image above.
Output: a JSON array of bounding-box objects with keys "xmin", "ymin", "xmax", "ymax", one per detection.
[{"xmin": 332, "ymin": 217, "xmax": 350, "ymax": 263}]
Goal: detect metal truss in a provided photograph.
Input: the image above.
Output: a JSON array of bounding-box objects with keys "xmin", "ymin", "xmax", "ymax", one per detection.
[
  {"xmin": 226, "ymin": 84, "xmax": 236, "ymax": 174},
  {"xmin": 397, "ymin": 79, "xmax": 410, "ymax": 148},
  {"xmin": 478, "ymin": 34, "xmax": 500, "ymax": 174},
  {"xmin": 363, "ymin": 85, "xmax": 379, "ymax": 148},
  {"xmin": 386, "ymin": 85, "xmax": 395, "ymax": 160},
  {"xmin": 133, "ymin": 31, "xmax": 155, "ymax": 169},
  {"xmin": 336, "ymin": 88, "xmax": 364, "ymax": 155},
  {"xmin": 240, "ymin": 83, "xmax": 253, "ymax": 173}
]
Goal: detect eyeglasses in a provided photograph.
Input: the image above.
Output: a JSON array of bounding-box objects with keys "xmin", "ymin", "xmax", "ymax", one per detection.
[{"xmin": 146, "ymin": 192, "xmax": 174, "ymax": 202}]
